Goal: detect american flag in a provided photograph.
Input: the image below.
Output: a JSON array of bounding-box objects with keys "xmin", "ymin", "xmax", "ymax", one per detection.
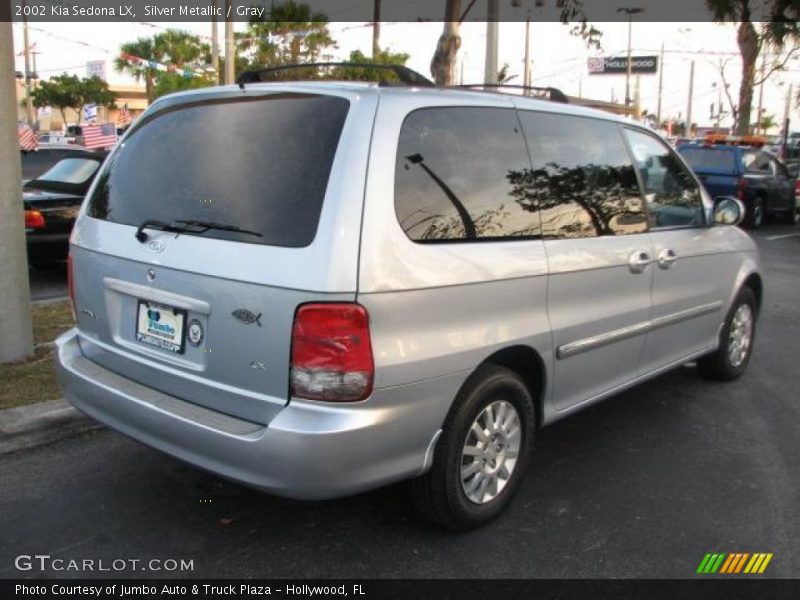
[
  {"xmin": 83, "ymin": 122, "xmax": 117, "ymax": 150},
  {"xmin": 18, "ymin": 125, "xmax": 39, "ymax": 151},
  {"xmin": 118, "ymin": 103, "xmax": 132, "ymax": 126}
]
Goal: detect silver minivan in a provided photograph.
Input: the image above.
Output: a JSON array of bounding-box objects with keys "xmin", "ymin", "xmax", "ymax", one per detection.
[{"xmin": 56, "ymin": 74, "xmax": 762, "ymax": 529}]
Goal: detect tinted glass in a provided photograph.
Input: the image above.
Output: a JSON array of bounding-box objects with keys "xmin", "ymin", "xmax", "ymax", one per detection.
[
  {"xmin": 37, "ymin": 158, "xmax": 100, "ymax": 184},
  {"xmin": 624, "ymin": 128, "xmax": 705, "ymax": 228},
  {"xmin": 517, "ymin": 112, "xmax": 646, "ymax": 239},
  {"xmin": 745, "ymin": 151, "xmax": 772, "ymax": 174},
  {"xmin": 679, "ymin": 147, "xmax": 737, "ymax": 172},
  {"xmin": 88, "ymin": 94, "xmax": 349, "ymax": 248},
  {"xmin": 21, "ymin": 148, "xmax": 90, "ymax": 180},
  {"xmin": 395, "ymin": 107, "xmax": 541, "ymax": 242}
]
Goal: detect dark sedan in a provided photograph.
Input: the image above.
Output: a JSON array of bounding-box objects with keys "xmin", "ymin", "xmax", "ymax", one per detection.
[{"xmin": 24, "ymin": 153, "xmax": 106, "ymax": 267}]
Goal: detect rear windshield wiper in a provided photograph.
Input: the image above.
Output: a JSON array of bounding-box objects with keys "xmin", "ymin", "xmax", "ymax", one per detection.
[
  {"xmin": 135, "ymin": 220, "xmax": 187, "ymax": 243},
  {"xmin": 135, "ymin": 219, "xmax": 263, "ymax": 243},
  {"xmin": 175, "ymin": 220, "xmax": 263, "ymax": 238}
]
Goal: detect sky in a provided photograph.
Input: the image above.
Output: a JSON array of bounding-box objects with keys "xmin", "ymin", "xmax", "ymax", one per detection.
[{"xmin": 12, "ymin": 20, "xmax": 800, "ymax": 132}]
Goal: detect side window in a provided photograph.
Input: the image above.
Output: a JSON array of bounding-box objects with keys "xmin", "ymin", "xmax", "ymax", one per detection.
[
  {"xmin": 773, "ymin": 159, "xmax": 790, "ymax": 179},
  {"xmin": 745, "ymin": 151, "xmax": 771, "ymax": 174},
  {"xmin": 516, "ymin": 111, "xmax": 647, "ymax": 239},
  {"xmin": 624, "ymin": 128, "xmax": 705, "ymax": 228},
  {"xmin": 394, "ymin": 107, "xmax": 541, "ymax": 242}
]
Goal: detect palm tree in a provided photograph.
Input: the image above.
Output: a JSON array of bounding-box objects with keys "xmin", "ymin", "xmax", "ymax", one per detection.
[
  {"xmin": 706, "ymin": 0, "xmax": 800, "ymax": 135},
  {"xmin": 239, "ymin": 0, "xmax": 336, "ymax": 70},
  {"xmin": 117, "ymin": 31, "xmax": 211, "ymax": 103},
  {"xmin": 115, "ymin": 38, "xmax": 161, "ymax": 103}
]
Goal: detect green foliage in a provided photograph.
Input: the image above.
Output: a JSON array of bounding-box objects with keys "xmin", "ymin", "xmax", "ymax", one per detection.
[
  {"xmin": 332, "ymin": 49, "xmax": 411, "ymax": 83},
  {"xmin": 31, "ymin": 74, "xmax": 117, "ymax": 126},
  {"xmin": 116, "ymin": 29, "xmax": 211, "ymax": 102},
  {"xmin": 153, "ymin": 72, "xmax": 215, "ymax": 99},
  {"xmin": 237, "ymin": 0, "xmax": 337, "ymax": 72}
]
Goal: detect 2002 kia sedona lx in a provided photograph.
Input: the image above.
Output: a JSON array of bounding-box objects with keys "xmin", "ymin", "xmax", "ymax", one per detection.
[{"xmin": 56, "ymin": 70, "xmax": 762, "ymax": 529}]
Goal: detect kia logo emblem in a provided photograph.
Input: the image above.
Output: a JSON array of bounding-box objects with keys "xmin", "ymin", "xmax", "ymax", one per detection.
[{"xmin": 147, "ymin": 239, "xmax": 165, "ymax": 253}]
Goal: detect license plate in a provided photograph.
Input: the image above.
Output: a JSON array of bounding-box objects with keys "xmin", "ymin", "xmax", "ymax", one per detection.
[{"xmin": 135, "ymin": 301, "xmax": 187, "ymax": 354}]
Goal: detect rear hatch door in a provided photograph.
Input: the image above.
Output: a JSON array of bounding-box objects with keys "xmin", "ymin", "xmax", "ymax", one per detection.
[{"xmin": 70, "ymin": 87, "xmax": 375, "ymax": 425}]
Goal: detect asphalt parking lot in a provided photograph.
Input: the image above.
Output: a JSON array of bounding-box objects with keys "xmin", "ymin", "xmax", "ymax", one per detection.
[{"xmin": 4, "ymin": 225, "xmax": 799, "ymax": 579}]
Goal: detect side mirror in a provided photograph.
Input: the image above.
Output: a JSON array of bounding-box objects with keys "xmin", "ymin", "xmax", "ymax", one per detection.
[{"xmin": 713, "ymin": 196, "xmax": 745, "ymax": 226}]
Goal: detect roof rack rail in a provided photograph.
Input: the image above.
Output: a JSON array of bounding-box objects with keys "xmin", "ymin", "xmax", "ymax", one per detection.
[
  {"xmin": 453, "ymin": 84, "xmax": 569, "ymax": 103},
  {"xmin": 237, "ymin": 63, "xmax": 435, "ymax": 87}
]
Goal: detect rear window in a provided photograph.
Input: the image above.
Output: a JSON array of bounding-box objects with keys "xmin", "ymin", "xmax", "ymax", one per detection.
[
  {"xmin": 87, "ymin": 93, "xmax": 349, "ymax": 248},
  {"xmin": 679, "ymin": 147, "xmax": 737, "ymax": 172}
]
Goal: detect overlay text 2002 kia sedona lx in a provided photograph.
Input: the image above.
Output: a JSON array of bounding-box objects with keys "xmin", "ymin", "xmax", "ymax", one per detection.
[{"xmin": 56, "ymin": 73, "xmax": 762, "ymax": 529}]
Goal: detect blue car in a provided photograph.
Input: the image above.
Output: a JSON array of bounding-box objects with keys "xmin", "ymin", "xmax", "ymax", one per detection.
[{"xmin": 678, "ymin": 142, "xmax": 797, "ymax": 227}]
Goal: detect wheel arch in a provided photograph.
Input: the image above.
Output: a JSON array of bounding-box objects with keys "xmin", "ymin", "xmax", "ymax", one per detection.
[{"xmin": 480, "ymin": 344, "xmax": 547, "ymax": 429}]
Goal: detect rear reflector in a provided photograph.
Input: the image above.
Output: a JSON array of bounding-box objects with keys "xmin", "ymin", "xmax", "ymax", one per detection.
[
  {"xmin": 290, "ymin": 303, "xmax": 374, "ymax": 402},
  {"xmin": 24, "ymin": 209, "xmax": 45, "ymax": 229},
  {"xmin": 736, "ymin": 177, "xmax": 747, "ymax": 200}
]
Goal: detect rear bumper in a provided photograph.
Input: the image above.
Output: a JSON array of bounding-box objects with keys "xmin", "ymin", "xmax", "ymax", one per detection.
[{"xmin": 55, "ymin": 329, "xmax": 459, "ymax": 500}]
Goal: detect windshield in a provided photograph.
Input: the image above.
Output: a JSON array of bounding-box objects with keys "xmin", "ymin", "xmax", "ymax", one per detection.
[
  {"xmin": 36, "ymin": 158, "xmax": 100, "ymax": 184},
  {"xmin": 679, "ymin": 147, "xmax": 737, "ymax": 172},
  {"xmin": 87, "ymin": 93, "xmax": 350, "ymax": 248}
]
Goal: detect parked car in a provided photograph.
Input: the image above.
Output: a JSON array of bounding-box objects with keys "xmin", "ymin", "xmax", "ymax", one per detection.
[
  {"xmin": 56, "ymin": 74, "xmax": 762, "ymax": 529},
  {"xmin": 678, "ymin": 142, "xmax": 797, "ymax": 227},
  {"xmin": 21, "ymin": 144, "xmax": 94, "ymax": 181},
  {"xmin": 24, "ymin": 153, "xmax": 106, "ymax": 266}
]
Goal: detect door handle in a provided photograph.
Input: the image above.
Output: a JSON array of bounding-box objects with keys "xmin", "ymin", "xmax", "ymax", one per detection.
[
  {"xmin": 657, "ymin": 248, "xmax": 678, "ymax": 269},
  {"xmin": 628, "ymin": 250, "xmax": 652, "ymax": 274}
]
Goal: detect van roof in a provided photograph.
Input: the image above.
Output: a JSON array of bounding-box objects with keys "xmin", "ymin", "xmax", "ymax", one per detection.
[{"xmin": 160, "ymin": 80, "xmax": 637, "ymax": 127}]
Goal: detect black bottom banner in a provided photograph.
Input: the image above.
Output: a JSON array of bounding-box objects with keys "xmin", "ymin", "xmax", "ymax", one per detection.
[{"xmin": 2, "ymin": 579, "xmax": 800, "ymax": 600}]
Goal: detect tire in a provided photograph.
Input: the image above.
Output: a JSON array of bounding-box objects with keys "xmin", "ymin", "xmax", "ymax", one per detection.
[
  {"xmin": 410, "ymin": 364, "xmax": 536, "ymax": 530},
  {"xmin": 782, "ymin": 205, "xmax": 800, "ymax": 225},
  {"xmin": 698, "ymin": 287, "xmax": 757, "ymax": 381},
  {"xmin": 743, "ymin": 197, "xmax": 764, "ymax": 229}
]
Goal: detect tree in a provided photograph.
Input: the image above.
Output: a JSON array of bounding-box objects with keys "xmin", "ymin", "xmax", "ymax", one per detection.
[
  {"xmin": 116, "ymin": 37, "xmax": 160, "ymax": 103},
  {"xmin": 334, "ymin": 48, "xmax": 410, "ymax": 82},
  {"xmin": 153, "ymin": 72, "xmax": 215, "ymax": 99},
  {"xmin": 237, "ymin": 0, "xmax": 337, "ymax": 76},
  {"xmin": 706, "ymin": 0, "xmax": 800, "ymax": 135},
  {"xmin": 116, "ymin": 30, "xmax": 211, "ymax": 103},
  {"xmin": 756, "ymin": 112, "xmax": 777, "ymax": 132},
  {"xmin": 31, "ymin": 74, "xmax": 116, "ymax": 126},
  {"xmin": 430, "ymin": 0, "xmax": 602, "ymax": 85}
]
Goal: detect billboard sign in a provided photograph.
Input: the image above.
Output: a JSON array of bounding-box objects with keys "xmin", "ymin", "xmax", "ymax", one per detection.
[
  {"xmin": 588, "ymin": 56, "xmax": 658, "ymax": 75},
  {"xmin": 86, "ymin": 60, "xmax": 106, "ymax": 80}
]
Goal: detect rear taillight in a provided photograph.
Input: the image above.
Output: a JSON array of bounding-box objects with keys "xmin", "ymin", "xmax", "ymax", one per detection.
[
  {"xmin": 67, "ymin": 253, "xmax": 76, "ymax": 320},
  {"xmin": 24, "ymin": 209, "xmax": 45, "ymax": 229},
  {"xmin": 290, "ymin": 303, "xmax": 374, "ymax": 402},
  {"xmin": 736, "ymin": 177, "xmax": 747, "ymax": 200}
]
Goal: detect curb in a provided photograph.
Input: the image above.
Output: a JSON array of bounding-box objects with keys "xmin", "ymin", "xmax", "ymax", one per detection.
[{"xmin": 0, "ymin": 399, "xmax": 104, "ymax": 456}]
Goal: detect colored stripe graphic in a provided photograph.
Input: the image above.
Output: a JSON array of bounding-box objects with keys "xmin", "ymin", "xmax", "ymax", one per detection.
[{"xmin": 698, "ymin": 552, "xmax": 773, "ymax": 574}]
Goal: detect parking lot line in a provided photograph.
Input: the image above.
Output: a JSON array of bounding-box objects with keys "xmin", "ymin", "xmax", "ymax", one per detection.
[{"xmin": 764, "ymin": 233, "xmax": 800, "ymax": 241}]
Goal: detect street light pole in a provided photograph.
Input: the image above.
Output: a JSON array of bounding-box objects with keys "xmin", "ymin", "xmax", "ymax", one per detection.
[
  {"xmin": 686, "ymin": 59, "xmax": 695, "ymax": 137},
  {"xmin": 0, "ymin": 19, "xmax": 34, "ymax": 363},
  {"xmin": 224, "ymin": 0, "xmax": 235, "ymax": 85},
  {"xmin": 656, "ymin": 42, "xmax": 664, "ymax": 127},
  {"xmin": 617, "ymin": 7, "xmax": 643, "ymax": 109},
  {"xmin": 22, "ymin": 13, "xmax": 35, "ymax": 127},
  {"xmin": 484, "ymin": 0, "xmax": 499, "ymax": 84},
  {"xmin": 523, "ymin": 12, "xmax": 531, "ymax": 90},
  {"xmin": 211, "ymin": 9, "xmax": 219, "ymax": 85}
]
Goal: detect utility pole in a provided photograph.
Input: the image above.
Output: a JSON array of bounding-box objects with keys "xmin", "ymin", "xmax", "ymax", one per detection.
[
  {"xmin": 685, "ymin": 60, "xmax": 695, "ymax": 137},
  {"xmin": 484, "ymin": 0, "xmax": 499, "ymax": 84},
  {"xmin": 634, "ymin": 75, "xmax": 641, "ymax": 119},
  {"xmin": 211, "ymin": 8, "xmax": 219, "ymax": 85},
  {"xmin": 656, "ymin": 42, "xmax": 664, "ymax": 127},
  {"xmin": 523, "ymin": 12, "xmax": 531, "ymax": 89},
  {"xmin": 0, "ymin": 20, "xmax": 34, "ymax": 363},
  {"xmin": 372, "ymin": 0, "xmax": 381, "ymax": 58},
  {"xmin": 617, "ymin": 7, "xmax": 643, "ymax": 109},
  {"xmin": 224, "ymin": 0, "xmax": 234, "ymax": 85},
  {"xmin": 22, "ymin": 12, "xmax": 34, "ymax": 127},
  {"xmin": 755, "ymin": 52, "xmax": 766, "ymax": 135}
]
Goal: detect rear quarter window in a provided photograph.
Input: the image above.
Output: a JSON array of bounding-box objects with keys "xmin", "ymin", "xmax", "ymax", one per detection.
[
  {"xmin": 679, "ymin": 147, "xmax": 737, "ymax": 172},
  {"xmin": 87, "ymin": 93, "xmax": 349, "ymax": 248}
]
